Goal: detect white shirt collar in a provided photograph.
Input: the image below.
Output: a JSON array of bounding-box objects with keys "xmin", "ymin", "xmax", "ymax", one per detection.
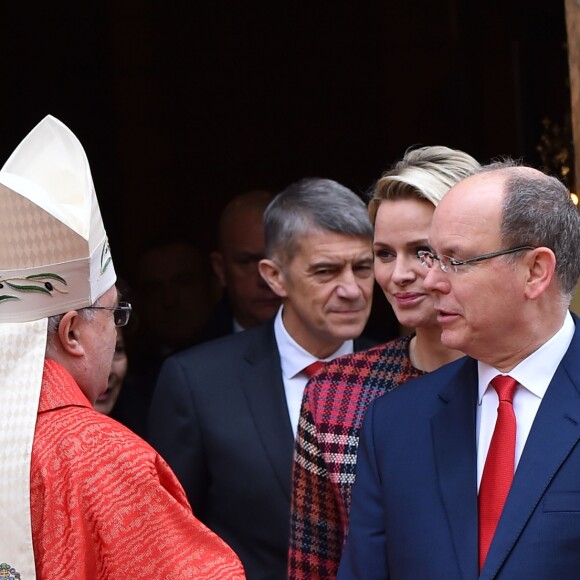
[
  {"xmin": 273, "ymin": 306, "xmax": 353, "ymax": 379},
  {"xmin": 478, "ymin": 310, "xmax": 575, "ymax": 403},
  {"xmin": 232, "ymin": 317, "xmax": 246, "ymax": 333}
]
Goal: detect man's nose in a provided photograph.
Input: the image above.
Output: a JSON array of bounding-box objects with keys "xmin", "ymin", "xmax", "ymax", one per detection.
[
  {"xmin": 423, "ymin": 265, "xmax": 449, "ymax": 294},
  {"xmin": 336, "ymin": 270, "xmax": 365, "ymax": 299}
]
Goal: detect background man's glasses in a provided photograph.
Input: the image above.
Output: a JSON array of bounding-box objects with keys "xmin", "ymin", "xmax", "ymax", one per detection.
[
  {"xmin": 418, "ymin": 246, "xmax": 536, "ymax": 274},
  {"xmin": 86, "ymin": 302, "xmax": 132, "ymax": 327}
]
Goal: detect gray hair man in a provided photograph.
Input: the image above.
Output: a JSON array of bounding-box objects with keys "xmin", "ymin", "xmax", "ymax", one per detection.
[{"xmin": 149, "ymin": 176, "xmax": 376, "ymax": 580}]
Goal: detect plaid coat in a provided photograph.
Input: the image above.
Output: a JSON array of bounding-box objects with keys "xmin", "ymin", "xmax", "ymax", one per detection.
[{"xmin": 288, "ymin": 335, "xmax": 423, "ymax": 579}]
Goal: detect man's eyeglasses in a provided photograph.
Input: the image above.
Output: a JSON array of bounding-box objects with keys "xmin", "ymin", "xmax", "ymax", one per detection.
[
  {"xmin": 86, "ymin": 302, "xmax": 132, "ymax": 327},
  {"xmin": 418, "ymin": 246, "xmax": 536, "ymax": 274}
]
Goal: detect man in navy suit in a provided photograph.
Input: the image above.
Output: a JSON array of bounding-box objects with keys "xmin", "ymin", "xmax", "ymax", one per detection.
[
  {"xmin": 148, "ymin": 177, "xmax": 376, "ymax": 579},
  {"xmin": 339, "ymin": 160, "xmax": 580, "ymax": 579}
]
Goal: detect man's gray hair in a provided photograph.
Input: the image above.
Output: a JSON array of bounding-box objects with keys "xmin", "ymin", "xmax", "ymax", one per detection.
[
  {"xmin": 46, "ymin": 305, "xmax": 97, "ymax": 338},
  {"xmin": 264, "ymin": 177, "xmax": 373, "ymax": 262},
  {"xmin": 481, "ymin": 159, "xmax": 580, "ymax": 303}
]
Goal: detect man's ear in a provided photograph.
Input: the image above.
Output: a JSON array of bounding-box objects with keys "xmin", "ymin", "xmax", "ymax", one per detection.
[
  {"xmin": 210, "ymin": 251, "xmax": 227, "ymax": 288},
  {"xmin": 258, "ymin": 258, "xmax": 288, "ymax": 298},
  {"xmin": 524, "ymin": 247, "xmax": 556, "ymax": 300},
  {"xmin": 56, "ymin": 310, "xmax": 86, "ymax": 357}
]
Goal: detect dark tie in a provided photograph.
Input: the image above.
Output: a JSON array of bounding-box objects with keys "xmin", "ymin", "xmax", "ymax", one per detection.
[
  {"xmin": 478, "ymin": 375, "xmax": 518, "ymax": 572},
  {"xmin": 303, "ymin": 361, "xmax": 325, "ymax": 379}
]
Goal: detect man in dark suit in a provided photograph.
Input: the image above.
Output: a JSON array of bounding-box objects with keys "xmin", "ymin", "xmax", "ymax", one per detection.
[
  {"xmin": 148, "ymin": 177, "xmax": 376, "ymax": 579},
  {"xmin": 200, "ymin": 189, "xmax": 280, "ymax": 342},
  {"xmin": 339, "ymin": 161, "xmax": 580, "ymax": 579}
]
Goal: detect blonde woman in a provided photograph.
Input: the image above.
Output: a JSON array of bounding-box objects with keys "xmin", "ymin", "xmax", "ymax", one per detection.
[{"xmin": 288, "ymin": 146, "xmax": 480, "ymax": 579}]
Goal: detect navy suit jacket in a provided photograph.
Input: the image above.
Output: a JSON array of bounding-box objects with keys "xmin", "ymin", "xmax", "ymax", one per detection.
[
  {"xmin": 148, "ymin": 320, "xmax": 375, "ymax": 580},
  {"xmin": 339, "ymin": 314, "xmax": 580, "ymax": 580}
]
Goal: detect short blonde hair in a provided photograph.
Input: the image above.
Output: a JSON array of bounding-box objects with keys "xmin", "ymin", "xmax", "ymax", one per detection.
[{"xmin": 368, "ymin": 145, "xmax": 481, "ymax": 224}]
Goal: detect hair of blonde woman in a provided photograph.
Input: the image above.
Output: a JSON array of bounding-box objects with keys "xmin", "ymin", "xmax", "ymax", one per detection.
[{"xmin": 368, "ymin": 145, "xmax": 481, "ymax": 224}]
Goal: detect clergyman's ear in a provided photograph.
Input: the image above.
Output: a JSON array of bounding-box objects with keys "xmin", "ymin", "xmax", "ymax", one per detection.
[{"xmin": 56, "ymin": 310, "xmax": 86, "ymax": 357}]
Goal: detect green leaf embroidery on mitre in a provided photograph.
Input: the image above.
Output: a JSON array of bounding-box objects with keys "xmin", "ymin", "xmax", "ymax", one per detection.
[
  {"xmin": 0, "ymin": 295, "xmax": 19, "ymax": 302},
  {"xmin": 0, "ymin": 273, "xmax": 69, "ymax": 303},
  {"xmin": 5, "ymin": 281, "xmax": 52, "ymax": 295},
  {"xmin": 100, "ymin": 239, "xmax": 113, "ymax": 275},
  {"xmin": 26, "ymin": 273, "xmax": 67, "ymax": 285}
]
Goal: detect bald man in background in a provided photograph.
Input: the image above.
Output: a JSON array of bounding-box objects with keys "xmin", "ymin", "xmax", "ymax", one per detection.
[{"xmin": 200, "ymin": 190, "xmax": 281, "ymax": 341}]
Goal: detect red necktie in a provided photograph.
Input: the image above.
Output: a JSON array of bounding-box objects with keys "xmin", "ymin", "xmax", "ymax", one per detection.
[
  {"xmin": 478, "ymin": 375, "xmax": 518, "ymax": 571},
  {"xmin": 303, "ymin": 361, "xmax": 325, "ymax": 379}
]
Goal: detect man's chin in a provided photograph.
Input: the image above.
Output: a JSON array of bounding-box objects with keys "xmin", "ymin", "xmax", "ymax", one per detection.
[
  {"xmin": 330, "ymin": 319, "xmax": 368, "ymax": 341},
  {"xmin": 440, "ymin": 329, "xmax": 465, "ymax": 352}
]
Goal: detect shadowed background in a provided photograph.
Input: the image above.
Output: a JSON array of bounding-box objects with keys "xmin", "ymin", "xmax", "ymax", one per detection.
[{"xmin": 0, "ymin": 0, "xmax": 570, "ymax": 277}]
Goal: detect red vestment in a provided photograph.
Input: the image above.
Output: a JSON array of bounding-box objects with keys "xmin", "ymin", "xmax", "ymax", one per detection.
[{"xmin": 30, "ymin": 359, "xmax": 245, "ymax": 579}]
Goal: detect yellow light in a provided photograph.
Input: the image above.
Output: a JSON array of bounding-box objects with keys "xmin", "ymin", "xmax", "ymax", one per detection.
[{"xmin": 571, "ymin": 193, "xmax": 579, "ymax": 206}]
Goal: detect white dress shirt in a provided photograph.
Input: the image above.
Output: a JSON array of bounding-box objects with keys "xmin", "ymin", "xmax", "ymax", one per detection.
[
  {"xmin": 476, "ymin": 311, "xmax": 575, "ymax": 489},
  {"xmin": 232, "ymin": 318, "xmax": 246, "ymax": 333},
  {"xmin": 273, "ymin": 307, "xmax": 353, "ymax": 437}
]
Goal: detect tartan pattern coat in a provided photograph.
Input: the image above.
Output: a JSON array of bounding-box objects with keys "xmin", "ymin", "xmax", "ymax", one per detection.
[{"xmin": 289, "ymin": 335, "xmax": 423, "ymax": 579}]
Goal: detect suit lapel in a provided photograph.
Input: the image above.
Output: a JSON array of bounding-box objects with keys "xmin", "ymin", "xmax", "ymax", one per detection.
[
  {"xmin": 481, "ymin": 329, "xmax": 580, "ymax": 579},
  {"xmin": 431, "ymin": 358, "xmax": 480, "ymax": 580},
  {"xmin": 240, "ymin": 323, "xmax": 295, "ymax": 501},
  {"xmin": 238, "ymin": 328, "xmax": 376, "ymax": 502}
]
